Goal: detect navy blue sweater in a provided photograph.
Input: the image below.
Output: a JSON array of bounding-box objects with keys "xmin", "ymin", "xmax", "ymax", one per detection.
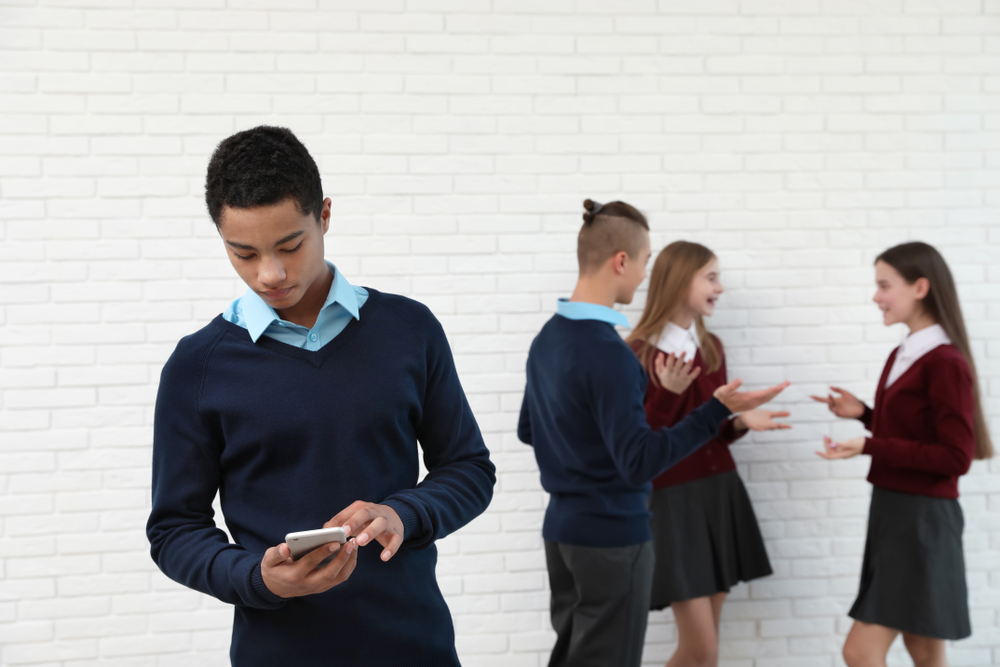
[
  {"xmin": 147, "ymin": 289, "xmax": 495, "ymax": 666},
  {"xmin": 518, "ymin": 315, "xmax": 731, "ymax": 548}
]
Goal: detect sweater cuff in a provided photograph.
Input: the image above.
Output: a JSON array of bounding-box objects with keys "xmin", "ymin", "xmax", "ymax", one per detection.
[
  {"xmin": 706, "ymin": 396, "xmax": 733, "ymax": 428},
  {"xmin": 859, "ymin": 404, "xmax": 874, "ymax": 430},
  {"xmin": 382, "ymin": 498, "xmax": 421, "ymax": 542},
  {"xmin": 248, "ymin": 562, "xmax": 287, "ymax": 609}
]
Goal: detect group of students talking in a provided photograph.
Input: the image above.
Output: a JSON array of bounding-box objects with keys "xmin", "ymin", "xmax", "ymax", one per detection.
[
  {"xmin": 146, "ymin": 126, "xmax": 992, "ymax": 667},
  {"xmin": 519, "ymin": 199, "xmax": 992, "ymax": 667}
]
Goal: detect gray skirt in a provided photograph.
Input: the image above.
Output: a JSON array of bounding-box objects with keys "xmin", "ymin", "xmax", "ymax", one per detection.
[
  {"xmin": 849, "ymin": 486, "xmax": 971, "ymax": 640},
  {"xmin": 648, "ymin": 470, "xmax": 772, "ymax": 610}
]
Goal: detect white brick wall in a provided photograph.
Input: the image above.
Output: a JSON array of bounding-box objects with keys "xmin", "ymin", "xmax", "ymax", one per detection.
[{"xmin": 1, "ymin": 1, "xmax": 999, "ymax": 665}]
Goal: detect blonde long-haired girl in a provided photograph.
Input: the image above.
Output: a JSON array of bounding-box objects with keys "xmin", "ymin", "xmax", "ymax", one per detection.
[{"xmin": 627, "ymin": 241, "xmax": 790, "ymax": 667}]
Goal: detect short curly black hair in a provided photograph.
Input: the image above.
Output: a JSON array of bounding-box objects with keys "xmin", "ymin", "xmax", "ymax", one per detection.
[{"xmin": 205, "ymin": 125, "xmax": 323, "ymax": 227}]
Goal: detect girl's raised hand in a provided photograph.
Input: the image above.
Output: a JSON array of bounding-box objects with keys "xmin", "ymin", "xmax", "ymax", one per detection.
[
  {"xmin": 809, "ymin": 386, "xmax": 865, "ymax": 419},
  {"xmin": 734, "ymin": 409, "xmax": 792, "ymax": 432},
  {"xmin": 815, "ymin": 435, "xmax": 865, "ymax": 460},
  {"xmin": 654, "ymin": 352, "xmax": 702, "ymax": 394}
]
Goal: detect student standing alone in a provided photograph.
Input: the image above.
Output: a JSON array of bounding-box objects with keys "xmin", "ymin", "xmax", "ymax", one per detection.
[
  {"xmin": 146, "ymin": 126, "xmax": 495, "ymax": 666},
  {"xmin": 814, "ymin": 242, "xmax": 992, "ymax": 667}
]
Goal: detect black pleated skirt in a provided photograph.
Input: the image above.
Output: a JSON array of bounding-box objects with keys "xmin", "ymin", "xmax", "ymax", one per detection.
[
  {"xmin": 648, "ymin": 470, "xmax": 772, "ymax": 610},
  {"xmin": 849, "ymin": 486, "xmax": 970, "ymax": 640}
]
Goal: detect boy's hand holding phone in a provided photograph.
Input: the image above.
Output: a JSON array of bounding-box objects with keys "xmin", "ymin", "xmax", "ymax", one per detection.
[
  {"xmin": 260, "ymin": 536, "xmax": 357, "ymax": 599},
  {"xmin": 326, "ymin": 501, "xmax": 404, "ymax": 563}
]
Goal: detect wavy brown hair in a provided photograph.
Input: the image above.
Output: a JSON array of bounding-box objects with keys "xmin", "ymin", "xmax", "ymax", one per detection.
[
  {"xmin": 876, "ymin": 242, "xmax": 993, "ymax": 460},
  {"xmin": 626, "ymin": 241, "xmax": 722, "ymax": 378}
]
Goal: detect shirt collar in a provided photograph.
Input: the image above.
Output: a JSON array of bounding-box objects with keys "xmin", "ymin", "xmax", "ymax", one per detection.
[
  {"xmin": 655, "ymin": 321, "xmax": 699, "ymax": 355},
  {"xmin": 898, "ymin": 323, "xmax": 951, "ymax": 361},
  {"xmin": 241, "ymin": 261, "xmax": 360, "ymax": 343},
  {"xmin": 556, "ymin": 298, "xmax": 630, "ymax": 328}
]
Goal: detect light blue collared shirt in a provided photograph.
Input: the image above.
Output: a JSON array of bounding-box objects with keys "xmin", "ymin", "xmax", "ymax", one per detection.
[
  {"xmin": 223, "ymin": 261, "xmax": 369, "ymax": 351},
  {"xmin": 555, "ymin": 298, "xmax": 630, "ymax": 328}
]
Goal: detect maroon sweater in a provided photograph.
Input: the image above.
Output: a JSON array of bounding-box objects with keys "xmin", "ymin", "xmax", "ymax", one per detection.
[
  {"xmin": 859, "ymin": 344, "xmax": 976, "ymax": 499},
  {"xmin": 630, "ymin": 337, "xmax": 745, "ymax": 490}
]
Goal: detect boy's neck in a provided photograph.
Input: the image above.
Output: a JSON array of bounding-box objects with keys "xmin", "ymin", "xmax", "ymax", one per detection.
[
  {"xmin": 275, "ymin": 267, "xmax": 334, "ymax": 329},
  {"xmin": 570, "ymin": 274, "xmax": 618, "ymax": 309}
]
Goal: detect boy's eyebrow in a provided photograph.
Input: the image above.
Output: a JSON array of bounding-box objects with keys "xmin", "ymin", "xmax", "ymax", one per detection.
[{"xmin": 224, "ymin": 231, "xmax": 305, "ymax": 251}]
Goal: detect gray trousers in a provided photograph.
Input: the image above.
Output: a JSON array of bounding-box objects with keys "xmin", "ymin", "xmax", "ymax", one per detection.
[{"xmin": 544, "ymin": 540, "xmax": 655, "ymax": 667}]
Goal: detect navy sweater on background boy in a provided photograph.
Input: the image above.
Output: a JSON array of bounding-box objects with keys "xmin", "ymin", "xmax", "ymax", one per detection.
[
  {"xmin": 147, "ymin": 289, "xmax": 495, "ymax": 666},
  {"xmin": 518, "ymin": 303, "xmax": 731, "ymax": 548}
]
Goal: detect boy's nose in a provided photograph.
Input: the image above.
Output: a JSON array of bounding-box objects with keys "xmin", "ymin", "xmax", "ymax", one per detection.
[{"xmin": 259, "ymin": 258, "xmax": 287, "ymax": 286}]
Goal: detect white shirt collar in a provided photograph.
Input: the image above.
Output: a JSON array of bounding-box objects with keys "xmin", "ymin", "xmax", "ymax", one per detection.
[
  {"xmin": 898, "ymin": 323, "xmax": 951, "ymax": 361},
  {"xmin": 654, "ymin": 321, "xmax": 699, "ymax": 360},
  {"xmin": 884, "ymin": 323, "xmax": 951, "ymax": 388}
]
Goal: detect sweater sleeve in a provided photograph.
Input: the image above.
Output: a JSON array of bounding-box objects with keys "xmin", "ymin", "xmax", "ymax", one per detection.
[
  {"xmin": 517, "ymin": 382, "xmax": 533, "ymax": 446},
  {"xmin": 859, "ymin": 404, "xmax": 873, "ymax": 431},
  {"xmin": 381, "ymin": 309, "xmax": 496, "ymax": 550},
  {"xmin": 146, "ymin": 337, "xmax": 286, "ymax": 611},
  {"xmin": 862, "ymin": 357, "xmax": 975, "ymax": 476},
  {"xmin": 592, "ymin": 344, "xmax": 732, "ymax": 488}
]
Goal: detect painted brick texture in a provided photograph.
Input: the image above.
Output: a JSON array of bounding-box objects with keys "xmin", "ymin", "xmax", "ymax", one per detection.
[{"xmin": 1, "ymin": 1, "xmax": 999, "ymax": 666}]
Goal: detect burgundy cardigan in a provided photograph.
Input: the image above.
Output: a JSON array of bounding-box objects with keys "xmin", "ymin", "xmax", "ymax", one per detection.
[
  {"xmin": 630, "ymin": 337, "xmax": 744, "ymax": 490},
  {"xmin": 860, "ymin": 344, "xmax": 976, "ymax": 499}
]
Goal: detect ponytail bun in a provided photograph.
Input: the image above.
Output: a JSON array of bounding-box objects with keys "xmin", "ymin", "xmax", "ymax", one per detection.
[{"xmin": 582, "ymin": 198, "xmax": 602, "ymax": 224}]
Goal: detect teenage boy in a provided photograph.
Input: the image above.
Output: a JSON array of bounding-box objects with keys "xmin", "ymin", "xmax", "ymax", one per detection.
[
  {"xmin": 147, "ymin": 126, "xmax": 496, "ymax": 666},
  {"xmin": 518, "ymin": 200, "xmax": 789, "ymax": 667}
]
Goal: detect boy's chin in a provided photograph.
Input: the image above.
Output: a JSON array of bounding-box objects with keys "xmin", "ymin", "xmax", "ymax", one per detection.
[{"xmin": 258, "ymin": 290, "xmax": 301, "ymax": 310}]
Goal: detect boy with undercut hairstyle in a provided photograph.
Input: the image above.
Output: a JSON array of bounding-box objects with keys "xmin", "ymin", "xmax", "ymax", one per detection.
[
  {"xmin": 147, "ymin": 125, "xmax": 495, "ymax": 666},
  {"xmin": 518, "ymin": 199, "xmax": 789, "ymax": 667}
]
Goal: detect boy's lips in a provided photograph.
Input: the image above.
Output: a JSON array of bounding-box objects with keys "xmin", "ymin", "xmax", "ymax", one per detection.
[{"xmin": 261, "ymin": 287, "xmax": 293, "ymax": 301}]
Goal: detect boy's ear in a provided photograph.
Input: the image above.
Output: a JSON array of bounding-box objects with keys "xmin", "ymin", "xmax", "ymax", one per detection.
[
  {"xmin": 612, "ymin": 250, "xmax": 629, "ymax": 276},
  {"xmin": 320, "ymin": 197, "xmax": 332, "ymax": 234}
]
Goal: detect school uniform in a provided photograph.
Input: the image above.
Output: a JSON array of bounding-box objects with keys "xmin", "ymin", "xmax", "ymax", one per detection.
[
  {"xmin": 849, "ymin": 324, "xmax": 975, "ymax": 640},
  {"xmin": 518, "ymin": 301, "xmax": 732, "ymax": 667},
  {"xmin": 631, "ymin": 323, "xmax": 772, "ymax": 610},
  {"xmin": 147, "ymin": 262, "xmax": 496, "ymax": 666}
]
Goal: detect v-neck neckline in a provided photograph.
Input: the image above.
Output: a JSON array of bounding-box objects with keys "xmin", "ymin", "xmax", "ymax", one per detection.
[
  {"xmin": 873, "ymin": 344, "xmax": 949, "ymax": 429},
  {"xmin": 215, "ymin": 288, "xmax": 381, "ymax": 368}
]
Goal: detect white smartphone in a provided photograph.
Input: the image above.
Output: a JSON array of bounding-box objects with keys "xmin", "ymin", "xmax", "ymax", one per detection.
[{"xmin": 285, "ymin": 527, "xmax": 347, "ymax": 561}]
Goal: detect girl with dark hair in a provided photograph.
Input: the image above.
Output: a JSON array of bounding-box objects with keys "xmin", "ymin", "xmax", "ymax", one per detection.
[
  {"xmin": 627, "ymin": 241, "xmax": 790, "ymax": 667},
  {"xmin": 813, "ymin": 241, "xmax": 992, "ymax": 667}
]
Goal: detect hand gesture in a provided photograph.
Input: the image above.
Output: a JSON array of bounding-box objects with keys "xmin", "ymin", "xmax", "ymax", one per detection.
[
  {"xmin": 734, "ymin": 409, "xmax": 792, "ymax": 432},
  {"xmin": 654, "ymin": 352, "xmax": 702, "ymax": 394},
  {"xmin": 815, "ymin": 435, "xmax": 866, "ymax": 460},
  {"xmin": 326, "ymin": 501, "xmax": 404, "ymax": 563},
  {"xmin": 713, "ymin": 379, "xmax": 790, "ymax": 414},
  {"xmin": 810, "ymin": 386, "xmax": 865, "ymax": 419},
  {"xmin": 260, "ymin": 537, "xmax": 358, "ymax": 599}
]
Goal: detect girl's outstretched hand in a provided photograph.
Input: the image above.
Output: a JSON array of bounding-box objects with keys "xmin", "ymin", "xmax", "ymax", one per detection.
[
  {"xmin": 713, "ymin": 379, "xmax": 790, "ymax": 414},
  {"xmin": 815, "ymin": 435, "xmax": 865, "ymax": 460},
  {"xmin": 654, "ymin": 352, "xmax": 702, "ymax": 394},
  {"xmin": 734, "ymin": 409, "xmax": 792, "ymax": 432},
  {"xmin": 810, "ymin": 386, "xmax": 866, "ymax": 419}
]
